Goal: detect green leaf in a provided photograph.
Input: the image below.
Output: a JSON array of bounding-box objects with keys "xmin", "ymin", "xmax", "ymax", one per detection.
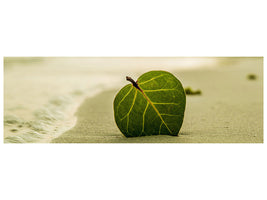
[{"xmin": 113, "ymin": 71, "xmax": 186, "ymax": 137}]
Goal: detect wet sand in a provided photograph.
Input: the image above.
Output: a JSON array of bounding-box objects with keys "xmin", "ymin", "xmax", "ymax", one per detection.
[{"xmin": 52, "ymin": 58, "xmax": 263, "ymax": 143}]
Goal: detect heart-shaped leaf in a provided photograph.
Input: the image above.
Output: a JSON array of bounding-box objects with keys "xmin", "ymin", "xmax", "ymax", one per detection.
[{"xmin": 113, "ymin": 71, "xmax": 186, "ymax": 137}]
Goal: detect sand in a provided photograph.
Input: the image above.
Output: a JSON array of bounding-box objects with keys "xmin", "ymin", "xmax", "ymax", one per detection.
[
  {"xmin": 4, "ymin": 57, "xmax": 219, "ymax": 143},
  {"xmin": 3, "ymin": 58, "xmax": 124, "ymax": 143},
  {"xmin": 52, "ymin": 57, "xmax": 263, "ymax": 143}
]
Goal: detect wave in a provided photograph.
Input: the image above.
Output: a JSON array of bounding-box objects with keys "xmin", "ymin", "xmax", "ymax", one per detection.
[
  {"xmin": 4, "ymin": 57, "xmax": 218, "ymax": 143},
  {"xmin": 4, "ymin": 73, "xmax": 122, "ymax": 143}
]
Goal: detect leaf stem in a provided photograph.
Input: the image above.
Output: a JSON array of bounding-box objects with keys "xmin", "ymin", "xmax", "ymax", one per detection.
[{"xmin": 126, "ymin": 76, "xmax": 142, "ymax": 91}]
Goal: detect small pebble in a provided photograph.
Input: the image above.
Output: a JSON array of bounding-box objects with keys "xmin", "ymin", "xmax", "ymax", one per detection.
[
  {"xmin": 247, "ymin": 74, "xmax": 257, "ymax": 80},
  {"xmin": 184, "ymin": 87, "xmax": 202, "ymax": 95}
]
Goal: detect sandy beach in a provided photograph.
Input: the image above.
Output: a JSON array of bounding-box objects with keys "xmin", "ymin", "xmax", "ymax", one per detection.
[
  {"xmin": 52, "ymin": 57, "xmax": 263, "ymax": 143},
  {"xmin": 4, "ymin": 57, "xmax": 219, "ymax": 143}
]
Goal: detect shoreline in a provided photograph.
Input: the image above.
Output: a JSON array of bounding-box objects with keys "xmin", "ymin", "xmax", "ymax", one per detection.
[
  {"xmin": 4, "ymin": 57, "xmax": 263, "ymax": 143},
  {"xmin": 4, "ymin": 57, "xmax": 129, "ymax": 143},
  {"xmin": 52, "ymin": 58, "xmax": 263, "ymax": 143}
]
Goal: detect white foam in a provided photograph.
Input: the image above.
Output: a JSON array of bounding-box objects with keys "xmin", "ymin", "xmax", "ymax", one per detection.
[
  {"xmin": 4, "ymin": 65, "xmax": 123, "ymax": 143},
  {"xmin": 4, "ymin": 57, "xmax": 218, "ymax": 143}
]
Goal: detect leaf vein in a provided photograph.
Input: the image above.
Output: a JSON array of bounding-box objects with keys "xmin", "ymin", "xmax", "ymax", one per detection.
[
  {"xmin": 143, "ymin": 88, "xmax": 178, "ymax": 92},
  {"xmin": 120, "ymin": 89, "xmax": 137, "ymax": 121},
  {"xmin": 159, "ymin": 122, "xmax": 163, "ymax": 135},
  {"xmin": 116, "ymin": 86, "xmax": 133, "ymax": 112},
  {"xmin": 152, "ymin": 102, "xmax": 181, "ymax": 105},
  {"xmin": 141, "ymin": 102, "xmax": 149, "ymax": 134},
  {"xmin": 138, "ymin": 74, "xmax": 168, "ymax": 85},
  {"xmin": 140, "ymin": 90, "xmax": 173, "ymax": 134}
]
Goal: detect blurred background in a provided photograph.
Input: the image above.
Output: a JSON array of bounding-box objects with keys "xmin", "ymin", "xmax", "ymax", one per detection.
[{"xmin": 4, "ymin": 57, "xmax": 262, "ymax": 143}]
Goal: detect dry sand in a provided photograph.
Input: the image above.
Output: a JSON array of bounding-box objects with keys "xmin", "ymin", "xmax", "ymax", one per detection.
[
  {"xmin": 4, "ymin": 57, "xmax": 219, "ymax": 143},
  {"xmin": 52, "ymin": 57, "xmax": 263, "ymax": 143}
]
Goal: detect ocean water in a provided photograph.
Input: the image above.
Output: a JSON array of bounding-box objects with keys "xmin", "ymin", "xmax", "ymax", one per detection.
[{"xmin": 4, "ymin": 57, "xmax": 218, "ymax": 143}]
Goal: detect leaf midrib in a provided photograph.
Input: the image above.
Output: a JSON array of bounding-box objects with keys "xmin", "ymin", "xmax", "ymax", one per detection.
[
  {"xmin": 119, "ymin": 77, "xmax": 175, "ymax": 135},
  {"xmin": 139, "ymin": 88, "xmax": 172, "ymax": 134}
]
